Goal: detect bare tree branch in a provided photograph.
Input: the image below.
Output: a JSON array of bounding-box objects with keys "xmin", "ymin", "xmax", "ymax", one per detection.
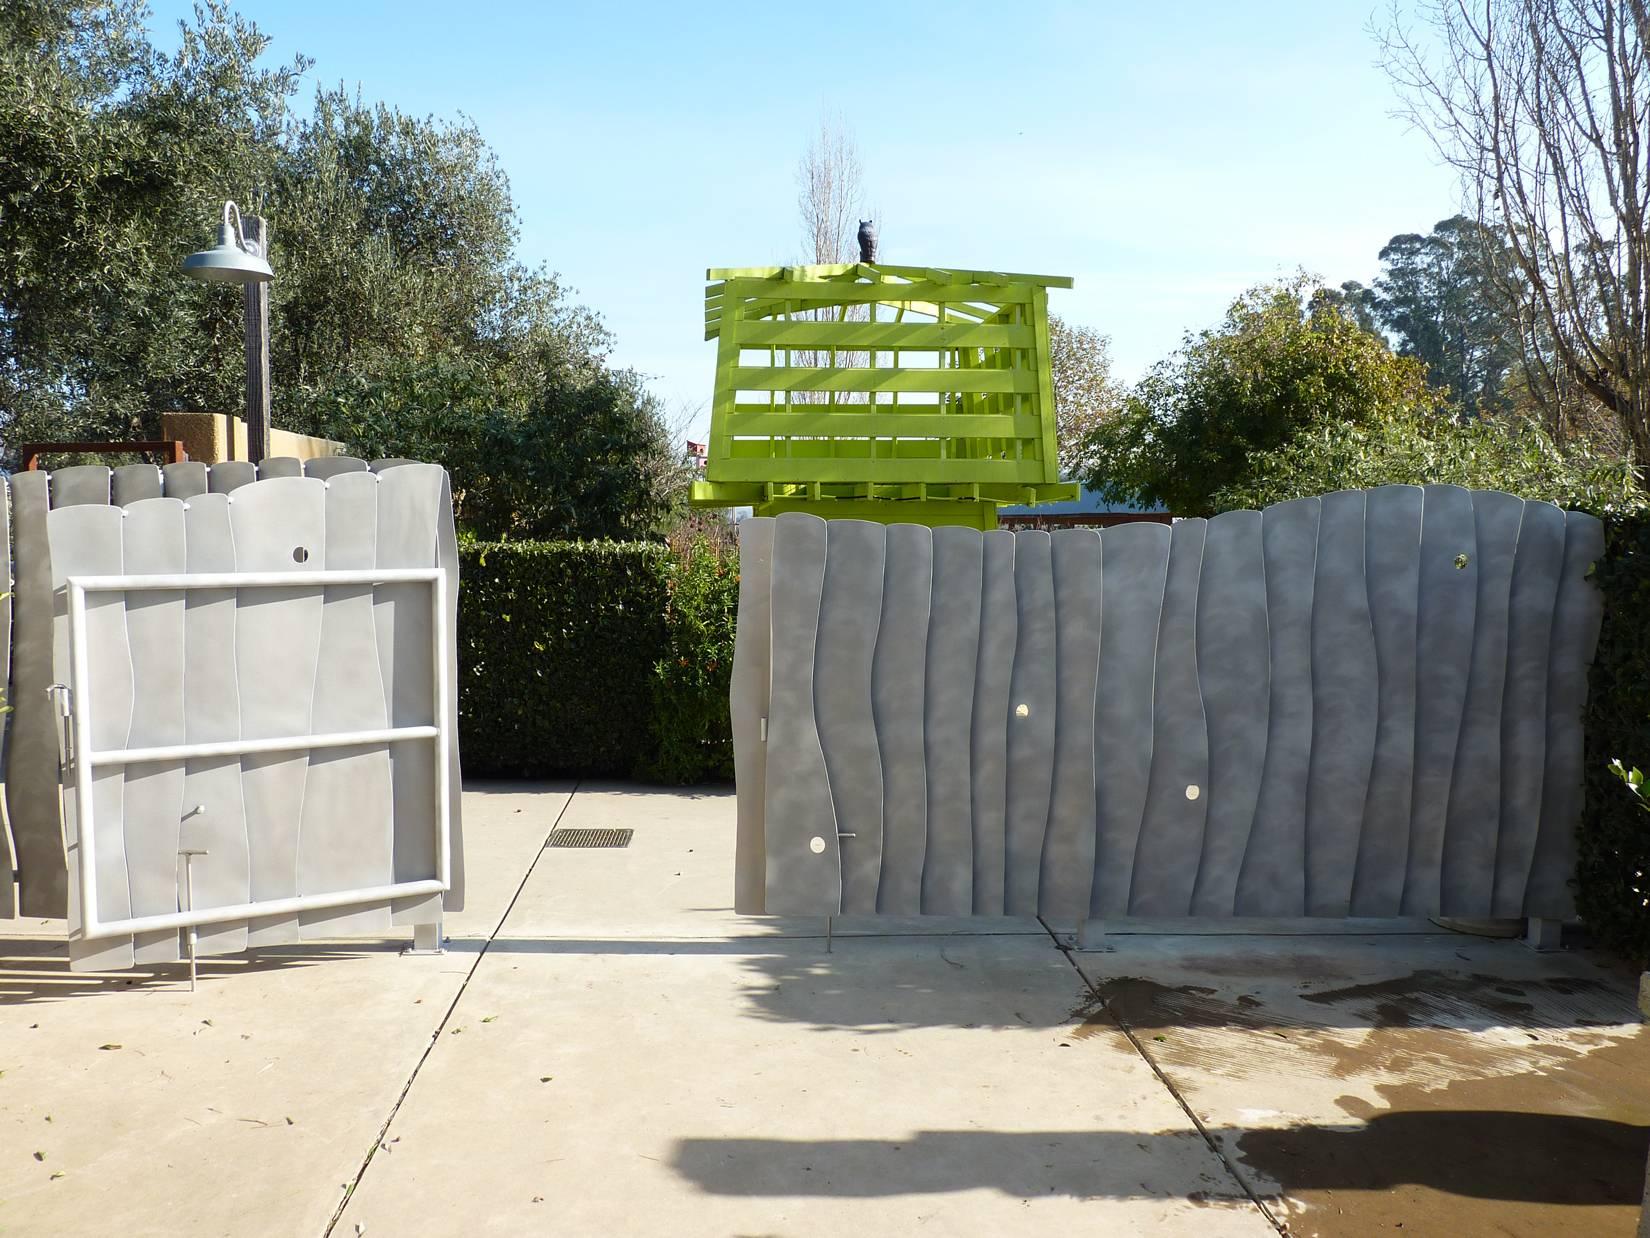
[
  {"xmin": 797, "ymin": 114, "xmax": 863, "ymax": 265},
  {"xmin": 793, "ymin": 115, "xmax": 867, "ymax": 403},
  {"xmin": 1381, "ymin": 0, "xmax": 1650, "ymax": 471}
]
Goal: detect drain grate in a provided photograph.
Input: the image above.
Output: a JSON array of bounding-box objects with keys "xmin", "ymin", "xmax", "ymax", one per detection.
[{"xmin": 547, "ymin": 828, "xmax": 633, "ymax": 850}]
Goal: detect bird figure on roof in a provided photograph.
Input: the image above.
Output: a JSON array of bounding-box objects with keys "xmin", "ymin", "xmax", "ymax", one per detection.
[{"xmin": 857, "ymin": 219, "xmax": 877, "ymax": 263}]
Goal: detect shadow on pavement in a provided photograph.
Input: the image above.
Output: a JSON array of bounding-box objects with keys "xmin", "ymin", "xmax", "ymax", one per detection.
[
  {"xmin": 672, "ymin": 1126, "xmax": 1237, "ymax": 1202},
  {"xmin": 672, "ymin": 1111, "xmax": 1649, "ymax": 1207},
  {"xmin": 1234, "ymin": 1109, "xmax": 1648, "ymax": 1205},
  {"xmin": 0, "ymin": 939, "xmax": 401, "ymax": 1004}
]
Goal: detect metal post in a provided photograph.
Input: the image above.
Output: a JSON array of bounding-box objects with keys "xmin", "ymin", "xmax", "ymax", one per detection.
[
  {"xmin": 179, "ymin": 849, "xmax": 207, "ymax": 992},
  {"xmin": 826, "ymin": 915, "xmax": 833, "ymax": 954},
  {"xmin": 241, "ymin": 215, "xmax": 271, "ymax": 466}
]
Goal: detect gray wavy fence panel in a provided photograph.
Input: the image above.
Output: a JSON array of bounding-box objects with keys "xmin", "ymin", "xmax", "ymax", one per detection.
[
  {"xmin": 2, "ymin": 458, "xmax": 464, "ymax": 945},
  {"xmin": 733, "ymin": 488, "xmax": 1606, "ymax": 921}
]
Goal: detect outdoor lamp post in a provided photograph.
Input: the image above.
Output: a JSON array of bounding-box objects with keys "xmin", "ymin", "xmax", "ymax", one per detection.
[{"xmin": 182, "ymin": 200, "xmax": 274, "ymax": 464}]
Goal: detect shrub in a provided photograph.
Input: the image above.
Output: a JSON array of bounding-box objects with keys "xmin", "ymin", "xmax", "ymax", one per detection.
[
  {"xmin": 1081, "ymin": 277, "xmax": 1443, "ymax": 515},
  {"xmin": 1578, "ymin": 514, "xmax": 1650, "ymax": 963},
  {"xmin": 456, "ymin": 537, "xmax": 735, "ymax": 783},
  {"xmin": 635, "ymin": 536, "xmax": 739, "ymax": 783},
  {"xmin": 1214, "ymin": 408, "xmax": 1647, "ymax": 517}
]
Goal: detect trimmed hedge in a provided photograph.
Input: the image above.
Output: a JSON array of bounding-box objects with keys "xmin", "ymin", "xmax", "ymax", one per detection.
[
  {"xmin": 1579, "ymin": 513, "xmax": 1650, "ymax": 963},
  {"xmin": 456, "ymin": 537, "xmax": 735, "ymax": 782}
]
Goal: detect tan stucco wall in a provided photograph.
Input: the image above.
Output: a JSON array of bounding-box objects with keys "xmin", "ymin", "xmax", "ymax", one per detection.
[{"xmin": 161, "ymin": 412, "xmax": 345, "ymax": 464}]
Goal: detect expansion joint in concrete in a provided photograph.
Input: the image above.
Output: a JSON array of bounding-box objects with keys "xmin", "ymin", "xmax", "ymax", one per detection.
[
  {"xmin": 1036, "ymin": 916, "xmax": 1291, "ymax": 1237},
  {"xmin": 320, "ymin": 782, "xmax": 582, "ymax": 1238}
]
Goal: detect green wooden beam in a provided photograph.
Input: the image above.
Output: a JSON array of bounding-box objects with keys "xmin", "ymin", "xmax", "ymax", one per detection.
[
  {"xmin": 728, "ymin": 366, "xmax": 1039, "ymax": 395},
  {"xmin": 707, "ymin": 456, "xmax": 1050, "ymax": 484},
  {"xmin": 736, "ymin": 321, "xmax": 1034, "ymax": 348},
  {"xmin": 723, "ymin": 411, "xmax": 1043, "ymax": 438}
]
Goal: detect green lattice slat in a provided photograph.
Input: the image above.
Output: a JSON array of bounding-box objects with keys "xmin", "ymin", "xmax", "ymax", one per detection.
[{"xmin": 724, "ymin": 412, "xmax": 1043, "ymax": 437}]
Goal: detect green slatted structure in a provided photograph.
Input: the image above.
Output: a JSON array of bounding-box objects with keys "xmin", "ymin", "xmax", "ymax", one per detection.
[{"xmin": 693, "ymin": 263, "xmax": 1079, "ymax": 528}]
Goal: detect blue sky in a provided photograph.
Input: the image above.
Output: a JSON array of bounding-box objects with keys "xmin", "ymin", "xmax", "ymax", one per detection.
[{"xmin": 147, "ymin": 1, "xmax": 1461, "ymax": 440}]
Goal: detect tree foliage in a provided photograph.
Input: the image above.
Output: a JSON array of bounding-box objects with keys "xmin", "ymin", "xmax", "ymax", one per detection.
[
  {"xmin": 290, "ymin": 355, "xmax": 685, "ymax": 540},
  {"xmin": 0, "ymin": 0, "xmax": 303, "ymax": 441},
  {"xmin": 0, "ymin": 1, "xmax": 680, "ymax": 540},
  {"xmin": 1080, "ymin": 277, "xmax": 1443, "ymax": 515},
  {"xmin": 1381, "ymin": 0, "xmax": 1650, "ymax": 473},
  {"xmin": 1214, "ymin": 406, "xmax": 1647, "ymax": 517},
  {"xmin": 1342, "ymin": 216, "xmax": 1522, "ymax": 420},
  {"xmin": 1335, "ymin": 214, "xmax": 1621, "ymax": 441},
  {"xmin": 1047, "ymin": 314, "xmax": 1124, "ymax": 478}
]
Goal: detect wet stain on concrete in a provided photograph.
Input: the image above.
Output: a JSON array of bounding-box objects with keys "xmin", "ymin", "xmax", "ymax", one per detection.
[
  {"xmin": 1081, "ymin": 959, "xmax": 1650, "ymax": 1236},
  {"xmin": 1234, "ymin": 1041, "xmax": 1650, "ymax": 1237},
  {"xmin": 1086, "ymin": 977, "xmax": 1292, "ymax": 1032},
  {"xmin": 1298, "ymin": 970, "xmax": 1623, "ymax": 1028},
  {"xmin": 1088, "ymin": 968, "xmax": 1638, "ymax": 1035},
  {"xmin": 1066, "ymin": 1009, "xmax": 1111, "ymax": 1043}
]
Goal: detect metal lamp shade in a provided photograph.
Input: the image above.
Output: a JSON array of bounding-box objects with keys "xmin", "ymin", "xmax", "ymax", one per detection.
[{"xmin": 182, "ymin": 223, "xmax": 273, "ymax": 284}]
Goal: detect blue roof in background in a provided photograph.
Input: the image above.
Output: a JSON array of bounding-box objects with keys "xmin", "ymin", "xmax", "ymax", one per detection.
[{"xmin": 998, "ymin": 486, "xmax": 1167, "ymax": 517}]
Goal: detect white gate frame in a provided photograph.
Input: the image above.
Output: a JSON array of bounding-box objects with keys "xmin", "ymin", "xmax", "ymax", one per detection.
[{"xmin": 64, "ymin": 567, "xmax": 451, "ymax": 940}]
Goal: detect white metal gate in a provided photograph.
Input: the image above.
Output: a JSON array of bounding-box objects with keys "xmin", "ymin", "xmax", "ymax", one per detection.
[
  {"xmin": 4, "ymin": 462, "xmax": 465, "ymax": 971},
  {"xmin": 63, "ymin": 566, "xmax": 452, "ymax": 948}
]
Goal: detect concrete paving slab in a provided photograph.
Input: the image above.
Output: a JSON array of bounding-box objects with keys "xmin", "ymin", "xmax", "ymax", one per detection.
[
  {"xmin": 0, "ymin": 780, "xmax": 566, "ymax": 1238},
  {"xmin": 338, "ymin": 933, "xmax": 1274, "ymax": 1237},
  {"xmin": 512, "ymin": 783, "xmax": 1046, "ymax": 941},
  {"xmin": 1070, "ymin": 931, "xmax": 1650, "ymax": 1237},
  {"xmin": 442, "ymin": 780, "xmax": 574, "ymax": 940},
  {"xmin": 12, "ymin": 779, "xmax": 1646, "ymax": 1237},
  {"xmin": 0, "ymin": 937, "xmax": 466, "ymax": 1237}
]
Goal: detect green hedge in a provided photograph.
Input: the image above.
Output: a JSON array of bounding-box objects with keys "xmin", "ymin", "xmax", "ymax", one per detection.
[
  {"xmin": 1579, "ymin": 513, "xmax": 1650, "ymax": 963},
  {"xmin": 457, "ymin": 538, "xmax": 736, "ymax": 782}
]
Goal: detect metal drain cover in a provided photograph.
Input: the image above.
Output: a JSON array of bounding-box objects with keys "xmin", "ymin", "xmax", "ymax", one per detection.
[{"xmin": 547, "ymin": 828, "xmax": 633, "ymax": 849}]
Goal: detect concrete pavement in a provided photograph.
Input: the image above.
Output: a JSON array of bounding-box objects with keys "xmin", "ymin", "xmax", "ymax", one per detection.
[{"xmin": 2, "ymin": 781, "xmax": 1646, "ymax": 1236}]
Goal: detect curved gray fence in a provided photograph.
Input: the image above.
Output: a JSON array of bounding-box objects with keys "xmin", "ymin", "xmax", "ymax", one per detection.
[
  {"xmin": 732, "ymin": 487, "xmax": 1605, "ymax": 923},
  {"xmin": 1, "ymin": 458, "xmax": 464, "ymax": 971}
]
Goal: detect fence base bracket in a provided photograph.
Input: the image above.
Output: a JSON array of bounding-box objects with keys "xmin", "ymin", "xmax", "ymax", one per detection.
[
  {"xmin": 1523, "ymin": 917, "xmax": 1563, "ymax": 952},
  {"xmin": 1072, "ymin": 921, "xmax": 1113, "ymax": 953},
  {"xmin": 404, "ymin": 920, "xmax": 445, "ymax": 956}
]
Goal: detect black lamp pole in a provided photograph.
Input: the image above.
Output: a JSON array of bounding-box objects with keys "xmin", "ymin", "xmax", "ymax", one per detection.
[{"xmin": 240, "ymin": 215, "xmax": 271, "ymax": 465}]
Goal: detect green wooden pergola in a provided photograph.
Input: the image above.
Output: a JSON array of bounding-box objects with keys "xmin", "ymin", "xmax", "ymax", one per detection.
[{"xmin": 692, "ymin": 263, "xmax": 1079, "ymax": 528}]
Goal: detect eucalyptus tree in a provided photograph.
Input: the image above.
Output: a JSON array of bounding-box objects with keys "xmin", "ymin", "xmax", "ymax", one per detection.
[{"xmin": 1381, "ymin": 0, "xmax": 1650, "ymax": 470}]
